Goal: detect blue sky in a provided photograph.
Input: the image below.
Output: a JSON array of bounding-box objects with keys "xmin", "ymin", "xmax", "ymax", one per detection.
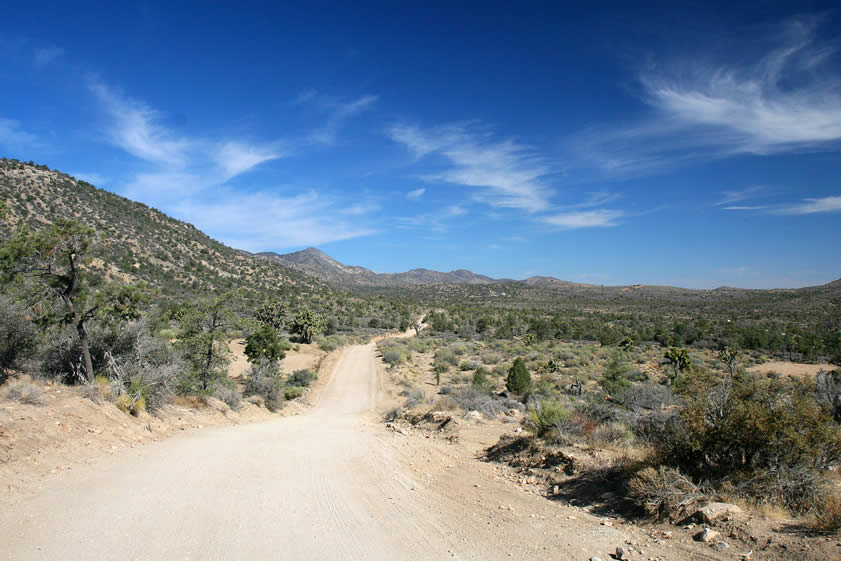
[{"xmin": 2, "ymin": 1, "xmax": 840, "ymax": 288}]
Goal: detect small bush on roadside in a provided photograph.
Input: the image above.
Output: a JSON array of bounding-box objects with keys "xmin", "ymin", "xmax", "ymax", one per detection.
[
  {"xmin": 215, "ymin": 384, "xmax": 242, "ymax": 411},
  {"xmin": 811, "ymin": 493, "xmax": 841, "ymax": 533},
  {"xmin": 527, "ymin": 400, "xmax": 571, "ymax": 435},
  {"xmin": 628, "ymin": 466, "xmax": 701, "ymax": 520},
  {"xmin": 0, "ymin": 296, "xmax": 37, "ymax": 381},
  {"xmin": 244, "ymin": 359, "xmax": 284, "ymax": 411},
  {"xmin": 1, "ymin": 376, "xmax": 44, "ymax": 405},
  {"xmin": 651, "ymin": 370, "xmax": 841, "ymax": 514},
  {"xmin": 284, "ymin": 386, "xmax": 305, "ymax": 400},
  {"xmin": 440, "ymin": 387, "xmax": 511, "ymax": 418},
  {"xmin": 383, "ymin": 350, "xmax": 402, "ymax": 366},
  {"xmin": 287, "ymin": 369, "xmax": 318, "ymax": 387}
]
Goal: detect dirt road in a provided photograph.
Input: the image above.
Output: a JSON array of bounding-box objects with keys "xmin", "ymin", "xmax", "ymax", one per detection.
[{"xmin": 0, "ymin": 343, "xmax": 723, "ymax": 561}]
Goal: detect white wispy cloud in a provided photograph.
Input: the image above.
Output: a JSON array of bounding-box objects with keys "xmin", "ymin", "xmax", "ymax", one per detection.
[
  {"xmin": 175, "ymin": 190, "xmax": 377, "ymax": 251},
  {"xmin": 388, "ymin": 123, "xmax": 553, "ymax": 212},
  {"xmin": 33, "ymin": 47, "xmax": 64, "ymax": 68},
  {"xmin": 641, "ymin": 17, "xmax": 841, "ymax": 155},
  {"xmin": 578, "ymin": 17, "xmax": 841, "ymax": 176},
  {"xmin": 90, "ymin": 81, "xmax": 192, "ymax": 167},
  {"xmin": 542, "ymin": 209, "xmax": 624, "ymax": 229},
  {"xmin": 215, "ymin": 141, "xmax": 284, "ymax": 181},
  {"xmin": 775, "ymin": 195, "xmax": 841, "ymax": 215},
  {"xmin": 716, "ymin": 186, "xmax": 763, "ymax": 206},
  {"xmin": 723, "ymin": 205, "xmax": 769, "ymax": 211},
  {"xmin": 341, "ymin": 202, "xmax": 381, "ymax": 216},
  {"xmin": 302, "ymin": 93, "xmax": 378, "ymax": 145},
  {"xmin": 0, "ymin": 117, "xmax": 37, "ymax": 146},
  {"xmin": 90, "ymin": 80, "xmax": 373, "ymax": 249},
  {"xmin": 397, "ymin": 204, "xmax": 467, "ymax": 232},
  {"xmin": 406, "ymin": 187, "xmax": 425, "ymax": 200}
]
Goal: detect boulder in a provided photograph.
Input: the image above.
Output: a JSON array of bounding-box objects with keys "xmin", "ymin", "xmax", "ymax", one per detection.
[
  {"xmin": 696, "ymin": 502, "xmax": 743, "ymax": 523},
  {"xmin": 694, "ymin": 528, "xmax": 720, "ymax": 543}
]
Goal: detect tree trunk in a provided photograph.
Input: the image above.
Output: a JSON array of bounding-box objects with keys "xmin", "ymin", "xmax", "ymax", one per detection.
[
  {"xmin": 78, "ymin": 325, "xmax": 95, "ymax": 383},
  {"xmin": 64, "ymin": 295, "xmax": 94, "ymax": 383},
  {"xmin": 203, "ymin": 330, "xmax": 215, "ymax": 391}
]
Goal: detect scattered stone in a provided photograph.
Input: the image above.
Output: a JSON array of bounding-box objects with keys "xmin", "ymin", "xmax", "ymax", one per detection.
[
  {"xmin": 712, "ymin": 541, "xmax": 729, "ymax": 551},
  {"xmin": 696, "ymin": 502, "xmax": 743, "ymax": 523},
  {"xmin": 694, "ymin": 528, "xmax": 720, "ymax": 543},
  {"xmin": 614, "ymin": 546, "xmax": 626, "ymax": 559},
  {"xmin": 590, "ymin": 557, "xmax": 602, "ymax": 561}
]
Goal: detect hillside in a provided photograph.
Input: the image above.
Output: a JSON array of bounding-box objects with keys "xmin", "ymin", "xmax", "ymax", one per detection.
[{"xmin": 0, "ymin": 159, "xmax": 330, "ymax": 300}]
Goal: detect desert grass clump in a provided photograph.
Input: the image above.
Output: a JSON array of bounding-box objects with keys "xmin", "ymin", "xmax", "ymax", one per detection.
[
  {"xmin": 1, "ymin": 376, "xmax": 45, "ymax": 405},
  {"xmin": 440, "ymin": 387, "xmax": 513, "ymax": 419},
  {"xmin": 403, "ymin": 386, "xmax": 427, "ymax": 408},
  {"xmin": 588, "ymin": 421, "xmax": 634, "ymax": 447},
  {"xmin": 628, "ymin": 466, "xmax": 701, "ymax": 520},
  {"xmin": 811, "ymin": 493, "xmax": 841, "ymax": 533}
]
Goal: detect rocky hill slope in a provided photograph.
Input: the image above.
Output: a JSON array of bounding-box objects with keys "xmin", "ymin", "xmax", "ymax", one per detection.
[{"xmin": 0, "ymin": 159, "xmax": 330, "ymax": 300}]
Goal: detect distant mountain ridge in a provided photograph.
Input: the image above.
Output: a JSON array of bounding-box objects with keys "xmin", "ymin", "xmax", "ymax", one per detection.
[
  {"xmin": 258, "ymin": 248, "xmax": 503, "ymax": 286},
  {"xmin": 258, "ymin": 248, "xmax": 841, "ymax": 299}
]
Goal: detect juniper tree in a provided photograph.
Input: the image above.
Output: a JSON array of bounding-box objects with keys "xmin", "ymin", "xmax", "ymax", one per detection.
[{"xmin": 0, "ymin": 219, "xmax": 141, "ymax": 382}]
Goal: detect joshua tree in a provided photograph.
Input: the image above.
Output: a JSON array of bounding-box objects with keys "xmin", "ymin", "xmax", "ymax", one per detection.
[
  {"xmin": 663, "ymin": 347, "xmax": 692, "ymax": 386},
  {"xmin": 289, "ymin": 309, "xmax": 326, "ymax": 344},
  {"xmin": 718, "ymin": 346, "xmax": 740, "ymax": 377}
]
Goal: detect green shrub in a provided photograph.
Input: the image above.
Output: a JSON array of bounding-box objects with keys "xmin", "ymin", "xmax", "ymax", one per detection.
[
  {"xmin": 0, "ymin": 296, "xmax": 36, "ymax": 380},
  {"xmin": 383, "ymin": 350, "xmax": 402, "ymax": 366},
  {"xmin": 244, "ymin": 325, "xmax": 288, "ymax": 363},
  {"xmin": 287, "ymin": 369, "xmax": 317, "ymax": 387},
  {"xmin": 244, "ymin": 359, "xmax": 284, "ymax": 411},
  {"xmin": 471, "ymin": 367, "xmax": 491, "ymax": 391},
  {"xmin": 284, "ymin": 386, "xmax": 305, "ymax": 400},
  {"xmin": 527, "ymin": 400, "xmax": 571, "ymax": 435},
  {"xmin": 506, "ymin": 357, "xmax": 531, "ymax": 393},
  {"xmin": 654, "ymin": 370, "xmax": 841, "ymax": 513},
  {"xmin": 435, "ymin": 348, "xmax": 458, "ymax": 367}
]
